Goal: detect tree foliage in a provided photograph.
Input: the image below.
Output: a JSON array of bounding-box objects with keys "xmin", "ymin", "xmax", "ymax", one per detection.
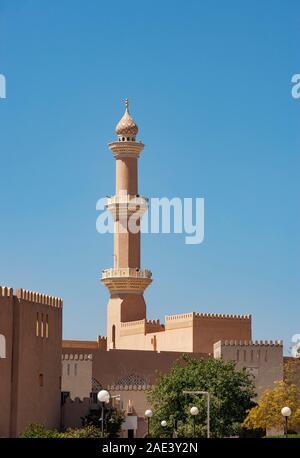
[
  {"xmin": 284, "ymin": 358, "xmax": 300, "ymax": 387},
  {"xmin": 243, "ymin": 380, "xmax": 300, "ymax": 431},
  {"xmin": 64, "ymin": 425, "xmax": 103, "ymax": 438},
  {"xmin": 20, "ymin": 424, "xmax": 63, "ymax": 438},
  {"xmin": 20, "ymin": 423, "xmax": 106, "ymax": 438},
  {"xmin": 148, "ymin": 355, "xmax": 255, "ymax": 438},
  {"xmin": 20, "ymin": 405, "xmax": 125, "ymax": 438}
]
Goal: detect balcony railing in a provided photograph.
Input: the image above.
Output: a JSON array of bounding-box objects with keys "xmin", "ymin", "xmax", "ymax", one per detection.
[
  {"xmin": 102, "ymin": 268, "xmax": 152, "ymax": 280},
  {"xmin": 106, "ymin": 194, "xmax": 149, "ymax": 205}
]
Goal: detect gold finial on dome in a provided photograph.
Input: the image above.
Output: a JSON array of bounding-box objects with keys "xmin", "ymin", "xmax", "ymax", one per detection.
[{"xmin": 115, "ymin": 98, "xmax": 138, "ymax": 137}]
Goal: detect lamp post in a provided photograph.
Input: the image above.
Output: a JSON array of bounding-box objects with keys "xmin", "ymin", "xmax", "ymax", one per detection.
[
  {"xmin": 97, "ymin": 389, "xmax": 110, "ymax": 437},
  {"xmin": 183, "ymin": 390, "xmax": 210, "ymax": 438},
  {"xmin": 145, "ymin": 409, "xmax": 153, "ymax": 437},
  {"xmin": 190, "ymin": 406, "xmax": 199, "ymax": 438},
  {"xmin": 281, "ymin": 406, "xmax": 292, "ymax": 437},
  {"xmin": 161, "ymin": 420, "xmax": 167, "ymax": 437}
]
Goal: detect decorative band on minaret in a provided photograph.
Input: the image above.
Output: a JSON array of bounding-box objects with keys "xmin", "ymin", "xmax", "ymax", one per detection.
[{"xmin": 102, "ymin": 100, "xmax": 152, "ymax": 348}]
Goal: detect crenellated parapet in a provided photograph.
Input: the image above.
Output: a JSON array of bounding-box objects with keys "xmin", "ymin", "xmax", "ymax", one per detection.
[
  {"xmin": 62, "ymin": 353, "xmax": 93, "ymax": 361},
  {"xmin": 16, "ymin": 288, "xmax": 63, "ymax": 308},
  {"xmin": 166, "ymin": 312, "xmax": 251, "ymax": 321},
  {"xmin": 165, "ymin": 312, "xmax": 194, "ymax": 321},
  {"xmin": 0, "ymin": 286, "xmax": 13, "ymax": 297},
  {"xmin": 146, "ymin": 319, "xmax": 165, "ymax": 333},
  {"xmin": 120, "ymin": 318, "xmax": 165, "ymax": 336},
  {"xmin": 120, "ymin": 319, "xmax": 146, "ymax": 336},
  {"xmin": 216, "ymin": 339, "xmax": 283, "ymax": 347},
  {"xmin": 165, "ymin": 311, "xmax": 251, "ymax": 331},
  {"xmin": 194, "ymin": 312, "xmax": 251, "ymax": 320},
  {"xmin": 97, "ymin": 335, "xmax": 107, "ymax": 350}
]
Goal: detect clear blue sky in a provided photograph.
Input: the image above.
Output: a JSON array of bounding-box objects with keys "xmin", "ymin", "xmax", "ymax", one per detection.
[{"xmin": 0, "ymin": 0, "xmax": 299, "ymax": 354}]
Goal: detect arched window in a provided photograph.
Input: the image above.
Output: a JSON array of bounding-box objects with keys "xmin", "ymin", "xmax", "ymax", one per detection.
[
  {"xmin": 112, "ymin": 325, "xmax": 116, "ymax": 349},
  {"xmin": 0, "ymin": 334, "xmax": 6, "ymax": 358}
]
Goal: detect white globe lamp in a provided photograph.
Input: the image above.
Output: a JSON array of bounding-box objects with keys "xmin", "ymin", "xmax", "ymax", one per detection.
[{"xmin": 97, "ymin": 389, "xmax": 110, "ymax": 404}]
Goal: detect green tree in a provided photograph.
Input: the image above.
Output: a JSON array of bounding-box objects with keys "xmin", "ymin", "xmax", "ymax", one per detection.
[{"xmin": 148, "ymin": 355, "xmax": 255, "ymax": 438}]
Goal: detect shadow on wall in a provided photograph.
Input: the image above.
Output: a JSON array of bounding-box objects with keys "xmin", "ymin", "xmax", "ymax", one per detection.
[{"xmin": 0, "ymin": 334, "xmax": 5, "ymax": 358}]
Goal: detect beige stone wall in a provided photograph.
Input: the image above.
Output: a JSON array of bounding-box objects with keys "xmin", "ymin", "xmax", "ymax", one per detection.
[
  {"xmin": 214, "ymin": 340, "xmax": 283, "ymax": 398},
  {"xmin": 116, "ymin": 326, "xmax": 194, "ymax": 353},
  {"xmin": 61, "ymin": 354, "xmax": 92, "ymax": 400},
  {"xmin": 193, "ymin": 314, "xmax": 251, "ymax": 354},
  {"xmin": 108, "ymin": 386, "xmax": 149, "ymax": 438},
  {"xmin": 110, "ymin": 311, "xmax": 252, "ymax": 355}
]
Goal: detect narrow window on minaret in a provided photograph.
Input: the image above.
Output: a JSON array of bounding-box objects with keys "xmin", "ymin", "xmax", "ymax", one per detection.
[
  {"xmin": 36, "ymin": 312, "xmax": 39, "ymax": 337},
  {"xmin": 236, "ymin": 349, "xmax": 240, "ymax": 361}
]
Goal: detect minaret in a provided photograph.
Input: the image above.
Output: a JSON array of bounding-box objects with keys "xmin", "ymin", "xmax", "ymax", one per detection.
[{"xmin": 102, "ymin": 99, "xmax": 152, "ymax": 350}]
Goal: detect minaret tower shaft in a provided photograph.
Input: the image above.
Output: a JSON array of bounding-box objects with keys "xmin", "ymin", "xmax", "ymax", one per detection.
[{"xmin": 102, "ymin": 99, "xmax": 152, "ymax": 350}]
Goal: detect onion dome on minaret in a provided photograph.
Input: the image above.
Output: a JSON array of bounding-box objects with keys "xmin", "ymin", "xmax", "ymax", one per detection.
[{"xmin": 115, "ymin": 98, "xmax": 138, "ymax": 141}]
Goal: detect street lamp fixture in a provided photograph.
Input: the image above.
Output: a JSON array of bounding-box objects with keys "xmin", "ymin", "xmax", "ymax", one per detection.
[
  {"xmin": 98, "ymin": 390, "xmax": 110, "ymax": 437},
  {"xmin": 281, "ymin": 406, "xmax": 292, "ymax": 437},
  {"xmin": 190, "ymin": 406, "xmax": 199, "ymax": 437},
  {"xmin": 145, "ymin": 409, "xmax": 153, "ymax": 437},
  {"xmin": 183, "ymin": 390, "xmax": 210, "ymax": 438},
  {"xmin": 161, "ymin": 420, "xmax": 167, "ymax": 427}
]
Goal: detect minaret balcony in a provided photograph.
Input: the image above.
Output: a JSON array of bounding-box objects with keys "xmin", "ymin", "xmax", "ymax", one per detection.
[
  {"xmin": 106, "ymin": 194, "xmax": 148, "ymax": 220},
  {"xmin": 108, "ymin": 141, "xmax": 145, "ymax": 159},
  {"xmin": 101, "ymin": 268, "xmax": 152, "ymax": 294}
]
